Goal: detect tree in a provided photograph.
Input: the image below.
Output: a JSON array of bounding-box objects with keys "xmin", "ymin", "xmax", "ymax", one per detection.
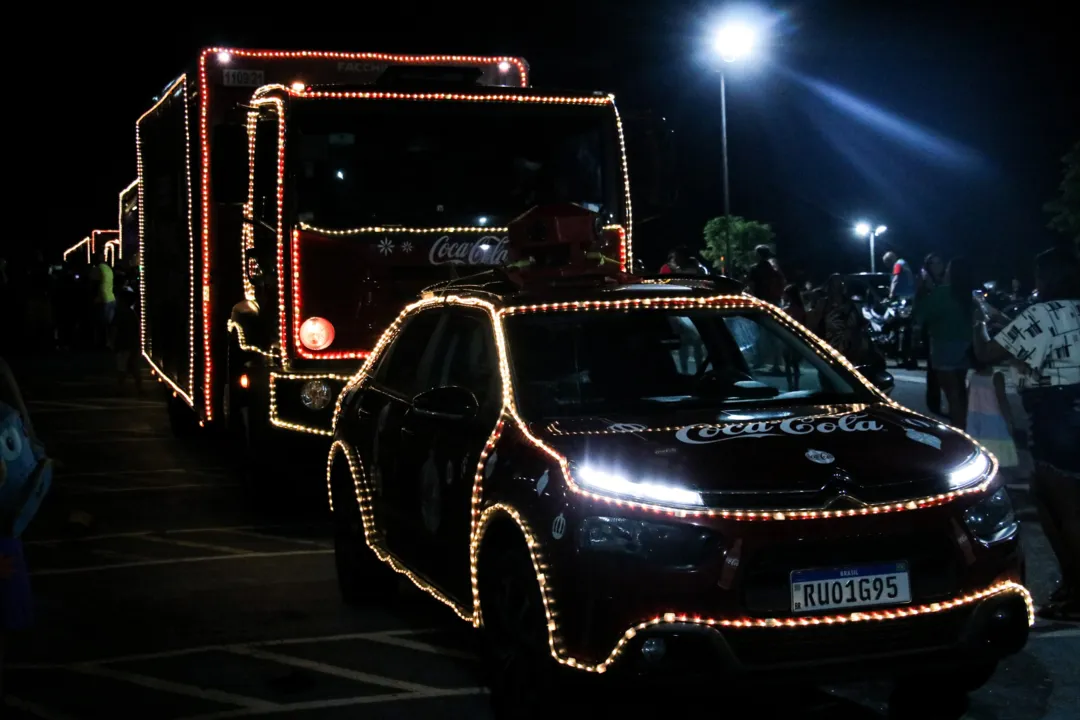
[
  {"xmin": 1044, "ymin": 141, "xmax": 1080, "ymax": 246},
  {"xmin": 701, "ymin": 215, "xmax": 776, "ymax": 276}
]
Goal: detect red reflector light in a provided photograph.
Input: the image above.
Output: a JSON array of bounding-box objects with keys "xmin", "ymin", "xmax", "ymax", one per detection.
[
  {"xmin": 239, "ymin": 374, "xmax": 250, "ymax": 389},
  {"xmin": 300, "ymin": 317, "xmax": 335, "ymax": 351}
]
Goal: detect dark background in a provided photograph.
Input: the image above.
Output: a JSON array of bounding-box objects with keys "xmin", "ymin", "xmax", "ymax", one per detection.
[{"xmin": 16, "ymin": 0, "xmax": 1078, "ymax": 283}]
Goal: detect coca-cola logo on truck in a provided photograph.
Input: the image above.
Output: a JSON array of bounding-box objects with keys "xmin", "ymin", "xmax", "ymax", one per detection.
[{"xmin": 429, "ymin": 236, "xmax": 509, "ymax": 266}]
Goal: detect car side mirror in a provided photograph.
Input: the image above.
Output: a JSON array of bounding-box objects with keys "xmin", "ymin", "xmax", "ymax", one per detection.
[
  {"xmin": 411, "ymin": 385, "xmax": 479, "ymax": 421},
  {"xmin": 857, "ymin": 366, "xmax": 895, "ymax": 395}
]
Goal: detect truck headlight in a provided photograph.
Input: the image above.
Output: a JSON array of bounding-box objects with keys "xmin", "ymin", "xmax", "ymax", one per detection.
[
  {"xmin": 963, "ymin": 488, "xmax": 1018, "ymax": 546},
  {"xmin": 300, "ymin": 380, "xmax": 332, "ymax": 411},
  {"xmin": 948, "ymin": 450, "xmax": 993, "ymax": 490}
]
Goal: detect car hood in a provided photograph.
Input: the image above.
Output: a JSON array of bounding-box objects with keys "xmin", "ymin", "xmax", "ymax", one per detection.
[{"xmin": 538, "ymin": 403, "xmax": 981, "ymax": 510}]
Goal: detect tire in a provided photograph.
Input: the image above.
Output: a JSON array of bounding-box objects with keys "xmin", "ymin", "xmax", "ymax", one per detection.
[
  {"xmin": 479, "ymin": 532, "xmax": 569, "ymax": 719},
  {"xmin": 330, "ymin": 458, "xmax": 397, "ymax": 604}
]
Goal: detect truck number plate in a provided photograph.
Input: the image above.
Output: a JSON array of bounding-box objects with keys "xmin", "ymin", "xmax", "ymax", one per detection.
[{"xmin": 222, "ymin": 69, "xmax": 266, "ymax": 87}]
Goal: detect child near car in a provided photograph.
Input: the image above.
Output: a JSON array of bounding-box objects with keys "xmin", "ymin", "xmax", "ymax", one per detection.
[{"xmin": 966, "ymin": 362, "xmax": 1019, "ymax": 470}]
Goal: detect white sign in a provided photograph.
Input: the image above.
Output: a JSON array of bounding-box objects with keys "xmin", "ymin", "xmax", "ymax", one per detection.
[
  {"xmin": 675, "ymin": 413, "xmax": 885, "ymax": 445},
  {"xmin": 222, "ymin": 69, "xmax": 266, "ymax": 87},
  {"xmin": 428, "ymin": 235, "xmax": 509, "ymax": 266}
]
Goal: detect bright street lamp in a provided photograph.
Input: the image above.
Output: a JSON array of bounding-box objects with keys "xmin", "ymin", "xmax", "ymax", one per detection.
[
  {"xmin": 854, "ymin": 222, "xmax": 887, "ymax": 273},
  {"xmin": 713, "ymin": 23, "xmax": 757, "ymax": 219}
]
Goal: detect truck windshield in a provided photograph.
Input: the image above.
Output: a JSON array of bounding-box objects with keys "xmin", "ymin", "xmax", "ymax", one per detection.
[
  {"xmin": 290, "ymin": 98, "xmax": 620, "ymax": 228},
  {"xmin": 505, "ymin": 307, "xmax": 873, "ymax": 420}
]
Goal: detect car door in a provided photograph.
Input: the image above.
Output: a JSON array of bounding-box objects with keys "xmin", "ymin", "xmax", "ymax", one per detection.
[
  {"xmin": 396, "ymin": 307, "xmax": 503, "ymax": 599},
  {"xmin": 354, "ymin": 308, "xmax": 447, "ymax": 567}
]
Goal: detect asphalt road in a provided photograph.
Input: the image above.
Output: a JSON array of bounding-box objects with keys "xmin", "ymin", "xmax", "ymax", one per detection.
[{"xmin": 3, "ymin": 353, "xmax": 1077, "ymax": 720}]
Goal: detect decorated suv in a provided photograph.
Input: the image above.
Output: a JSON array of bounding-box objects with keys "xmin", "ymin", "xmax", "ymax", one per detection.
[{"xmin": 325, "ymin": 212, "xmax": 1031, "ymax": 714}]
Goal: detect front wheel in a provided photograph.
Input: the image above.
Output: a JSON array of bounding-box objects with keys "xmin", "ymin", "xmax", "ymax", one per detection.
[
  {"xmin": 479, "ymin": 534, "xmax": 568, "ymax": 719},
  {"xmin": 330, "ymin": 458, "xmax": 397, "ymax": 605},
  {"xmin": 166, "ymin": 391, "xmax": 199, "ymax": 438}
]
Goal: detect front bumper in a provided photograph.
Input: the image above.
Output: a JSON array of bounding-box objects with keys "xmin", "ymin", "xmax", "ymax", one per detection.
[{"xmin": 612, "ymin": 585, "xmax": 1031, "ymax": 682}]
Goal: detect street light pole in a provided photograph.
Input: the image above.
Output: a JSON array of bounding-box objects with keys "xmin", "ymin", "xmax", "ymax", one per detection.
[
  {"xmin": 869, "ymin": 229, "xmax": 876, "ymax": 274},
  {"xmin": 720, "ymin": 69, "xmax": 730, "ymax": 217},
  {"xmin": 854, "ymin": 222, "xmax": 887, "ymax": 273}
]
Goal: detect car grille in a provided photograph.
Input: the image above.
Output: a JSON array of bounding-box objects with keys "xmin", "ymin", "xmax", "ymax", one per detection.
[
  {"xmin": 722, "ymin": 608, "xmax": 966, "ymax": 667},
  {"xmin": 742, "ymin": 530, "xmax": 959, "ymax": 614}
]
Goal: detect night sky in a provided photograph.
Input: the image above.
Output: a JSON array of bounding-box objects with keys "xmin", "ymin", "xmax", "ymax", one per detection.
[{"xmin": 23, "ymin": 0, "xmax": 1078, "ymax": 284}]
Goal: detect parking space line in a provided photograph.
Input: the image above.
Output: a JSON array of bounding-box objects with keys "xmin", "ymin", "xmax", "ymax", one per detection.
[
  {"xmin": 138, "ymin": 535, "xmax": 255, "ymax": 555},
  {"xmin": 1032, "ymin": 626, "xmax": 1080, "ymax": 639},
  {"xmin": 227, "ymin": 646, "xmax": 444, "ymax": 694},
  {"xmin": 363, "ymin": 632, "xmax": 476, "ymax": 660},
  {"xmin": 30, "ymin": 549, "xmax": 332, "ymax": 576},
  {"xmin": 25, "ymin": 525, "xmax": 330, "ymax": 546},
  {"xmin": 222, "ymin": 529, "xmax": 332, "ymax": 549},
  {"xmin": 6, "ymin": 629, "xmax": 447, "ymax": 670},
  {"xmin": 177, "ymin": 687, "xmax": 487, "ymax": 720},
  {"xmin": 73, "ymin": 664, "xmax": 279, "ymax": 710},
  {"xmin": 2, "ymin": 695, "xmax": 80, "ymax": 720}
]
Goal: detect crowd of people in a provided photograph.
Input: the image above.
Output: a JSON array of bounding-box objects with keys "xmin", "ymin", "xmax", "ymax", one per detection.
[
  {"xmin": 660, "ymin": 240, "xmax": 1079, "ymax": 621},
  {"xmin": 0, "ymin": 251, "xmax": 142, "ymax": 392}
]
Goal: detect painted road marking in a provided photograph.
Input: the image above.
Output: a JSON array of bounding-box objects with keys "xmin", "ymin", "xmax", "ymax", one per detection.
[
  {"xmin": 136, "ymin": 534, "xmax": 256, "ymax": 555},
  {"xmin": 177, "ymin": 688, "xmax": 488, "ymax": 720},
  {"xmin": 60, "ymin": 482, "xmax": 242, "ymax": 494},
  {"xmin": 25, "ymin": 525, "xmax": 330, "ymax": 546},
  {"xmin": 72, "ymin": 663, "xmax": 278, "ymax": 710},
  {"xmin": 30, "ymin": 549, "xmax": 332, "ymax": 576},
  {"xmin": 362, "ymin": 632, "xmax": 476, "ymax": 660},
  {"xmin": 2, "ymin": 695, "xmax": 80, "ymax": 720},
  {"xmin": 56, "ymin": 467, "xmax": 232, "ymax": 479},
  {"xmin": 226, "ymin": 646, "xmax": 443, "ymax": 694}
]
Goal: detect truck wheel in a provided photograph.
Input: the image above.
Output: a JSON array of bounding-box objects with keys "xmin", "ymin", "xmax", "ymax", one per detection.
[
  {"xmin": 479, "ymin": 532, "xmax": 567, "ymax": 719},
  {"xmin": 330, "ymin": 458, "xmax": 397, "ymax": 604},
  {"xmin": 166, "ymin": 391, "xmax": 198, "ymax": 438}
]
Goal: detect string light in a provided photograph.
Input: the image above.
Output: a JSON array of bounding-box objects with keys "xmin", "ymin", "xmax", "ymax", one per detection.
[
  {"xmin": 137, "ymin": 74, "xmax": 196, "ymax": 409},
  {"xmin": 269, "ymin": 371, "xmax": 351, "ymax": 436},
  {"xmin": 326, "ymin": 288, "xmax": 1026, "ymax": 671},
  {"xmin": 63, "ymin": 237, "xmax": 92, "ymax": 263},
  {"xmin": 225, "ymin": 319, "xmax": 277, "ymax": 359},
  {"xmin": 192, "ymin": 48, "xmax": 530, "ymax": 421},
  {"xmin": 118, "ymin": 179, "xmax": 138, "ymax": 262}
]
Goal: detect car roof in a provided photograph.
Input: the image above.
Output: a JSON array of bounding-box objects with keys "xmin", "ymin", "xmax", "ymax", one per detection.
[{"xmin": 420, "ymin": 270, "xmax": 749, "ymax": 310}]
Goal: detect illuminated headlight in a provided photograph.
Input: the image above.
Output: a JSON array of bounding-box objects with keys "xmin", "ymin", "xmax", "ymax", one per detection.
[
  {"xmin": 300, "ymin": 380, "xmax": 332, "ymax": 411},
  {"xmin": 964, "ymin": 488, "xmax": 1018, "ymax": 546},
  {"xmin": 575, "ymin": 466, "xmax": 704, "ymax": 508},
  {"xmin": 948, "ymin": 450, "xmax": 993, "ymax": 490}
]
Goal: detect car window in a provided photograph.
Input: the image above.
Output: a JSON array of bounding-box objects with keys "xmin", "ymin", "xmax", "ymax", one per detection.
[
  {"xmin": 429, "ymin": 309, "xmax": 499, "ymax": 408},
  {"xmin": 505, "ymin": 307, "xmax": 871, "ymax": 419},
  {"xmin": 374, "ymin": 310, "xmax": 445, "ymax": 397}
]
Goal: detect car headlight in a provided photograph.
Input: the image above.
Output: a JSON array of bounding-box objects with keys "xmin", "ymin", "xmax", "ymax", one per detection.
[
  {"xmin": 575, "ymin": 466, "xmax": 704, "ymax": 508},
  {"xmin": 948, "ymin": 450, "xmax": 993, "ymax": 490},
  {"xmin": 577, "ymin": 516, "xmax": 716, "ymax": 567},
  {"xmin": 963, "ymin": 488, "xmax": 1018, "ymax": 546},
  {"xmin": 300, "ymin": 380, "xmax": 332, "ymax": 410}
]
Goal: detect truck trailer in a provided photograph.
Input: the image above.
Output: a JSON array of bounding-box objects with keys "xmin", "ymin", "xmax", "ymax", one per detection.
[{"xmin": 135, "ymin": 47, "xmax": 636, "ymax": 481}]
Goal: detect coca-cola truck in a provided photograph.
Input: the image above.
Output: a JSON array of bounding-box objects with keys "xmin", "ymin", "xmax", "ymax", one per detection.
[
  {"xmin": 119, "ymin": 179, "xmax": 139, "ymax": 264},
  {"xmin": 136, "ymin": 47, "xmax": 639, "ymax": 483}
]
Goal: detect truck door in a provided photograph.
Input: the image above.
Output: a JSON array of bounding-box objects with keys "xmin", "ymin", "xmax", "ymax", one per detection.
[{"xmin": 395, "ymin": 307, "xmax": 502, "ymax": 599}]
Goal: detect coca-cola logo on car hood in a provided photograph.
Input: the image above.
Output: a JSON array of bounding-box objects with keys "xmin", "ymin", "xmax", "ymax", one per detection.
[{"xmin": 675, "ymin": 413, "xmax": 885, "ymax": 444}]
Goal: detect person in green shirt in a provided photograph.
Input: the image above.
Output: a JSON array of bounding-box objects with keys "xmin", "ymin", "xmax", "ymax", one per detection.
[
  {"xmin": 912, "ymin": 256, "xmax": 975, "ymax": 429},
  {"xmin": 90, "ymin": 249, "xmax": 115, "ymax": 349}
]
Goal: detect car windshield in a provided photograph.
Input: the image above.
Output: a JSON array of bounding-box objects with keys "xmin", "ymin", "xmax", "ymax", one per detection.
[
  {"xmin": 505, "ymin": 306, "xmax": 873, "ymax": 419},
  {"xmin": 290, "ymin": 98, "xmax": 621, "ymax": 229}
]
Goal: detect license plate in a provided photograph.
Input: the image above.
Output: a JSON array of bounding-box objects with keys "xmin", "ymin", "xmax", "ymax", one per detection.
[{"xmin": 790, "ymin": 562, "xmax": 911, "ymax": 613}]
